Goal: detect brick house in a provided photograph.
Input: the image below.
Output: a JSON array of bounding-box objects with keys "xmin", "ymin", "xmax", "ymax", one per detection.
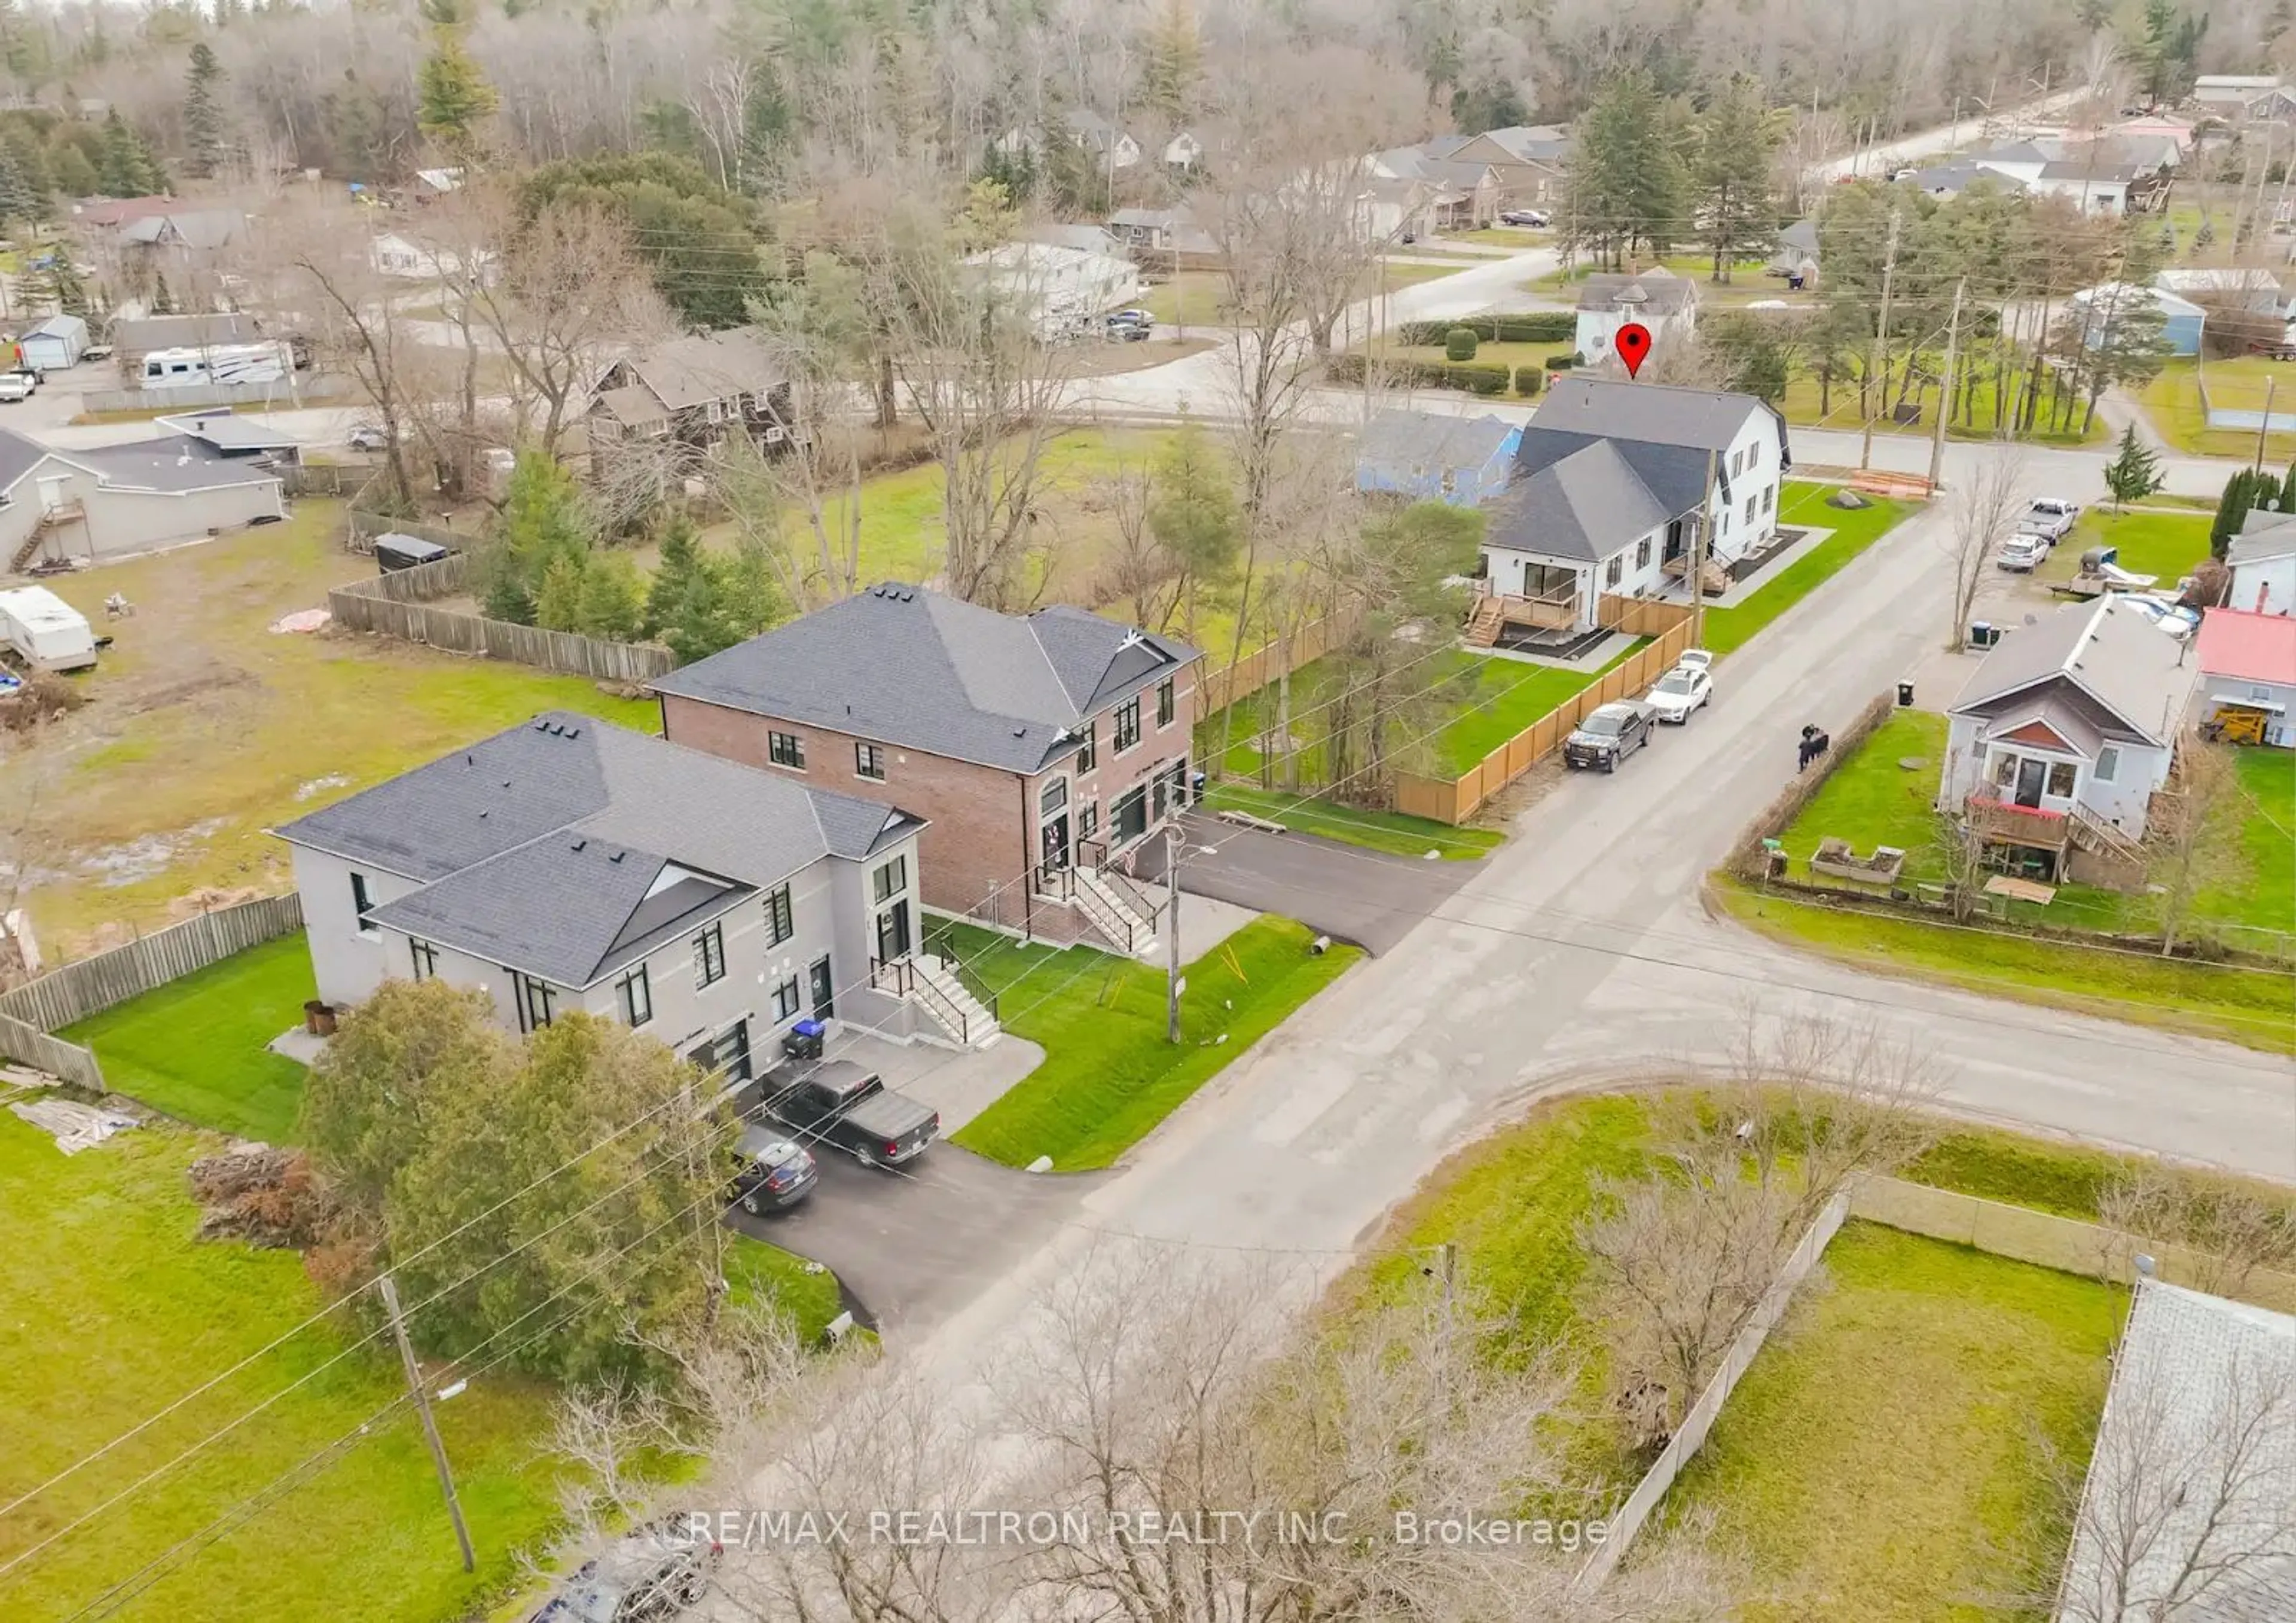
[{"xmin": 650, "ymin": 583, "xmax": 1201, "ymax": 956}]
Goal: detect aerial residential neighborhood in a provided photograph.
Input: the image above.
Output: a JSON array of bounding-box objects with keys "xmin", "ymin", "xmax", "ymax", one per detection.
[{"xmin": 4, "ymin": 7, "xmax": 2296, "ymax": 1623}]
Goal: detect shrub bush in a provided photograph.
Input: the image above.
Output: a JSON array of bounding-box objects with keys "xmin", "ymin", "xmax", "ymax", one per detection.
[
  {"xmin": 1514, "ymin": 365, "xmax": 1543, "ymax": 396},
  {"xmin": 1494, "ymin": 312, "xmax": 1577, "ymax": 343},
  {"xmin": 1457, "ymin": 363, "xmax": 1510, "ymax": 395},
  {"xmin": 1547, "ymin": 352, "xmax": 1578, "ymax": 371},
  {"xmin": 1445, "ymin": 327, "xmax": 1480, "ymax": 361}
]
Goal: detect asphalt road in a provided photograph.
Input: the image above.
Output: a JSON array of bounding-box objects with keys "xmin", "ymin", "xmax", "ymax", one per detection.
[{"xmin": 881, "ymin": 454, "xmax": 2296, "ymax": 1454}]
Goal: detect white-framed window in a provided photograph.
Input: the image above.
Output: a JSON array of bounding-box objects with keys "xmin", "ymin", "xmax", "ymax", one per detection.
[
  {"xmin": 1605, "ymin": 554, "xmax": 1623, "ymax": 587},
  {"xmin": 1763, "ymin": 485, "xmax": 1775, "ymax": 514},
  {"xmin": 2046, "ymin": 761, "xmax": 2077, "ymax": 798},
  {"xmin": 768, "ymin": 731, "xmax": 805, "ymax": 770},
  {"xmin": 2095, "ymin": 747, "xmax": 2120, "ymax": 783},
  {"xmin": 854, "ymin": 742, "xmax": 885, "ymax": 781}
]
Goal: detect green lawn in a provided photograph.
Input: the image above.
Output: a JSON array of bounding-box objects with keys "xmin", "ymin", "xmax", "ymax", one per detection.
[
  {"xmin": 725, "ymin": 1235, "xmax": 848, "ymax": 1344},
  {"xmin": 1662, "ymin": 1222, "xmax": 2120, "ymax": 1621},
  {"xmin": 1775, "ymin": 710, "xmax": 1950, "ymax": 874},
  {"xmin": 63, "ymin": 932, "xmax": 317, "ymax": 1142},
  {"xmin": 1137, "ymin": 271, "xmax": 1230, "ymax": 329},
  {"xmin": 1699, "ymin": 484, "xmax": 1916, "ymax": 657},
  {"xmin": 0, "ymin": 1105, "xmax": 561, "ymax": 1623},
  {"xmin": 1776, "ymin": 367, "xmax": 2110, "ymax": 447},
  {"xmin": 1715, "ymin": 875, "xmax": 2296, "ymax": 1054},
  {"xmin": 2037, "ymin": 507, "xmax": 2213, "ymax": 586},
  {"xmin": 2138, "ymin": 356, "xmax": 2296, "ymax": 460},
  {"xmin": 1442, "ymin": 227, "xmax": 1546, "ymax": 249},
  {"xmin": 1198, "ymin": 781, "xmax": 1502, "ymax": 860},
  {"xmin": 944, "ymin": 916, "xmax": 1361, "ymax": 1170}
]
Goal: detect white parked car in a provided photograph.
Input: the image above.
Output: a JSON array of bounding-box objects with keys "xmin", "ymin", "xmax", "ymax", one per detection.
[
  {"xmin": 1996, "ymin": 535, "xmax": 2048, "ymax": 572},
  {"xmin": 1647, "ymin": 664, "xmax": 1714, "ymax": 724},
  {"xmin": 2020, "ymin": 498, "xmax": 2080, "ymax": 542},
  {"xmin": 0, "ymin": 374, "xmax": 32, "ymax": 404},
  {"xmin": 1673, "ymin": 648, "xmax": 1715, "ymax": 676},
  {"xmin": 2119, "ymin": 597, "xmax": 2197, "ymax": 640}
]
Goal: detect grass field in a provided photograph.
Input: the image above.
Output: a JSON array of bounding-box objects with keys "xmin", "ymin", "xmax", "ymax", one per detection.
[
  {"xmin": 2138, "ymin": 355, "xmax": 2296, "ymax": 460},
  {"xmin": 2036, "ymin": 507, "xmax": 2213, "ymax": 585},
  {"xmin": 725, "ymin": 1234, "xmax": 848, "ymax": 1344},
  {"xmin": 1699, "ymin": 485, "xmax": 1917, "ymax": 657},
  {"xmin": 944, "ymin": 916, "xmax": 1360, "ymax": 1170},
  {"xmin": 1137, "ymin": 270, "xmax": 1231, "ymax": 328},
  {"xmin": 1714, "ymin": 875, "xmax": 2296, "ymax": 1054},
  {"xmin": 1774, "ymin": 367, "xmax": 2111, "ymax": 447},
  {"xmin": 1197, "ymin": 781, "xmax": 1503, "ymax": 860},
  {"xmin": 63, "ymin": 932, "xmax": 317, "ymax": 1141},
  {"xmin": 1662, "ymin": 1222, "xmax": 2119, "ymax": 1621},
  {"xmin": 1442, "ymin": 227, "xmax": 1546, "ymax": 249},
  {"xmin": 0, "ymin": 1103, "xmax": 562, "ymax": 1623}
]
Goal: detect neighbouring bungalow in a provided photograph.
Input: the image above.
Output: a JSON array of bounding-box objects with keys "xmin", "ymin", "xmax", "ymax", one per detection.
[
  {"xmin": 1471, "ymin": 379, "xmax": 1788, "ymax": 643},
  {"xmin": 2066, "ymin": 283, "xmax": 2207, "ymax": 357},
  {"xmin": 2228, "ymin": 509, "xmax": 2296, "ymax": 615},
  {"xmin": 1574, "ymin": 268, "xmax": 1697, "ymax": 370},
  {"xmin": 1940, "ymin": 596, "xmax": 2202, "ymax": 884},
  {"xmin": 273, "ymin": 713, "xmax": 975, "ymax": 1064},
  {"xmin": 964, "ymin": 240, "xmax": 1143, "ymax": 337},
  {"xmin": 1107, "ymin": 206, "xmax": 1223, "ymax": 270},
  {"xmin": 650, "ymin": 582, "xmax": 1199, "ymax": 956},
  {"xmin": 1355, "ymin": 410, "xmax": 1521, "ymax": 507},
  {"xmin": 2193, "ymin": 607, "xmax": 2296, "ymax": 746},
  {"xmin": 1, "ymin": 422, "xmax": 285, "ymax": 573},
  {"xmin": 2191, "ymin": 73, "xmax": 2296, "ymax": 122}
]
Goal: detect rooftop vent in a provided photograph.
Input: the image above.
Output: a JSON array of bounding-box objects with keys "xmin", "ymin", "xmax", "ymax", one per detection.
[
  {"xmin": 609, "ymin": 850, "xmax": 625, "ymax": 863},
  {"xmin": 571, "ymin": 839, "xmax": 587, "ymax": 852}
]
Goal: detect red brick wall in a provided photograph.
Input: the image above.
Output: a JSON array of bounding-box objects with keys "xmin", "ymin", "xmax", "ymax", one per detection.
[{"xmin": 659, "ymin": 665, "xmax": 1199, "ymax": 941}]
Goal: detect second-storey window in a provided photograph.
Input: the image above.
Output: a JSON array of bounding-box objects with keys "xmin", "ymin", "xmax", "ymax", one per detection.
[
  {"xmin": 768, "ymin": 731, "xmax": 805, "ymax": 769},
  {"xmin": 765, "ymin": 884, "xmax": 793, "ymax": 947},
  {"xmin": 873, "ymin": 855, "xmax": 908, "ymax": 904},
  {"xmin": 1635, "ymin": 537, "xmax": 1651, "ymax": 569},
  {"xmin": 617, "ymin": 964, "xmax": 652, "ymax": 1027},
  {"xmin": 1156, "ymin": 678, "xmax": 1175, "ymax": 728},
  {"xmin": 408, "ymin": 938, "xmax": 437, "ymax": 981},
  {"xmin": 694, "ymin": 922, "xmax": 725, "ymax": 988},
  {"xmin": 1075, "ymin": 720, "xmax": 1097, "ymax": 773},
  {"xmin": 351, "ymin": 871, "xmax": 377, "ymax": 936},
  {"xmin": 854, "ymin": 742, "xmax": 885, "ymax": 780},
  {"xmin": 1113, "ymin": 697, "xmax": 1142, "ymax": 753}
]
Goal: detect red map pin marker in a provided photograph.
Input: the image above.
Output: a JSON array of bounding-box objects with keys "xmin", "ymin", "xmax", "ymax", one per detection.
[{"xmin": 1615, "ymin": 321, "xmax": 1653, "ymax": 379}]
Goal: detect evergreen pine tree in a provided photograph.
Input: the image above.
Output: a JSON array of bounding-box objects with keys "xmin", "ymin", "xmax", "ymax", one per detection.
[
  {"xmin": 0, "ymin": 148, "xmax": 34, "ymax": 236},
  {"xmin": 533, "ymin": 552, "xmax": 586, "ymax": 631},
  {"xmin": 644, "ymin": 515, "xmax": 704, "ymax": 637},
  {"xmin": 660, "ymin": 565, "xmax": 740, "ymax": 665},
  {"xmin": 182, "ymin": 43, "xmax": 227, "ymax": 180},
  {"xmin": 575, "ymin": 553, "xmax": 643, "ymax": 642},
  {"xmin": 1691, "ymin": 74, "xmax": 1779, "ymax": 283},
  {"xmin": 417, "ymin": 25, "xmax": 497, "ymax": 157},
  {"xmin": 2101, "ymin": 424, "xmax": 2163, "ymax": 510}
]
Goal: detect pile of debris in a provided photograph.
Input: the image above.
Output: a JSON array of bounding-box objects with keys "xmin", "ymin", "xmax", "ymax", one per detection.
[{"xmin": 188, "ymin": 1144, "xmax": 340, "ymax": 1249}]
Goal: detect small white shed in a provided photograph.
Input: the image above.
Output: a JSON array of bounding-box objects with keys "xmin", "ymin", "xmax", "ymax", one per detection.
[
  {"xmin": 17, "ymin": 314, "xmax": 90, "ymax": 372},
  {"xmin": 0, "ymin": 584, "xmax": 96, "ymax": 672}
]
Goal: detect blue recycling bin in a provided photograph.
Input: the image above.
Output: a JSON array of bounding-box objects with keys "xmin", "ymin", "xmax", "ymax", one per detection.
[{"xmin": 783, "ymin": 1018, "xmax": 826, "ymax": 1061}]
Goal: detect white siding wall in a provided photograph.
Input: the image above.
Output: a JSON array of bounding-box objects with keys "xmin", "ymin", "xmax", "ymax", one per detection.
[
  {"xmin": 288, "ymin": 844, "xmax": 425, "ymax": 1006},
  {"xmin": 1594, "ymin": 527, "xmax": 1669, "ymax": 601},
  {"xmin": 2084, "ymin": 740, "xmax": 2172, "ymax": 829},
  {"xmin": 2230, "ymin": 554, "xmax": 2296, "ymax": 616},
  {"xmin": 2, "ymin": 456, "xmax": 286, "ymax": 569},
  {"xmin": 1708, "ymin": 412, "xmax": 1784, "ymax": 565},
  {"xmin": 1938, "ymin": 716, "xmax": 2170, "ymax": 832}
]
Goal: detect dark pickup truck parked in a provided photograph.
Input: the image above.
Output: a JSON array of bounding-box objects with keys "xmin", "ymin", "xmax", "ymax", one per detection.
[{"xmin": 755, "ymin": 1057, "xmax": 939, "ymax": 1168}]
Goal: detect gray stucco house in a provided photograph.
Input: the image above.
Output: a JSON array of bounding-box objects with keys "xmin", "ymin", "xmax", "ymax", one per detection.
[
  {"xmin": 1, "ymin": 424, "xmax": 286, "ymax": 573},
  {"xmin": 274, "ymin": 713, "xmax": 991, "ymax": 1084}
]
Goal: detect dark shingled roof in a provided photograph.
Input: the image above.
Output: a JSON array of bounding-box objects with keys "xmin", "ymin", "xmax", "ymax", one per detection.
[
  {"xmin": 1533, "ymin": 376, "xmax": 1787, "ymax": 460},
  {"xmin": 1481, "ymin": 439, "xmax": 1674, "ymax": 565},
  {"xmin": 1358, "ymin": 410, "xmax": 1518, "ymax": 477},
  {"xmin": 650, "ymin": 584, "xmax": 1201, "ymax": 774},
  {"xmin": 276, "ymin": 713, "xmax": 923, "ymax": 986}
]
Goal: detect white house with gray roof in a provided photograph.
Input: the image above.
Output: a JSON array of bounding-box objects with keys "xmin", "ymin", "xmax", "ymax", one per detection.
[
  {"xmin": 1941, "ymin": 596, "xmax": 2202, "ymax": 881},
  {"xmin": 273, "ymin": 713, "xmax": 991, "ymax": 1071},
  {"xmin": 2227, "ymin": 510, "xmax": 2296, "ymax": 617},
  {"xmin": 0, "ymin": 423, "xmax": 285, "ymax": 574},
  {"xmin": 1574, "ymin": 269, "xmax": 1699, "ymax": 369},
  {"xmin": 1474, "ymin": 379, "xmax": 1790, "ymax": 637}
]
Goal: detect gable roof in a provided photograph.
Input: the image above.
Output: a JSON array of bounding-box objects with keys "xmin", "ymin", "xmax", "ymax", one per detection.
[
  {"xmin": 23, "ymin": 313, "xmax": 88, "ymax": 342},
  {"xmin": 2196, "ymin": 607, "xmax": 2296, "ymax": 686},
  {"xmin": 1948, "ymin": 596, "xmax": 2202, "ymax": 746},
  {"xmin": 1481, "ymin": 438, "xmax": 1674, "ymax": 565},
  {"xmin": 1359, "ymin": 409, "xmax": 1517, "ymax": 475},
  {"xmin": 1575, "ymin": 269, "xmax": 1697, "ymax": 315},
  {"xmin": 649, "ymin": 584, "xmax": 1201, "ymax": 774},
  {"xmin": 1477, "ymin": 124, "xmax": 1571, "ymax": 164},
  {"xmin": 1532, "ymin": 374, "xmax": 1784, "ymax": 459},
  {"xmin": 2057, "ymin": 1281, "xmax": 2296, "ymax": 1623},
  {"xmin": 1907, "ymin": 161, "xmax": 2027, "ymax": 196},
  {"xmin": 118, "ymin": 209, "xmax": 242, "ymax": 249},
  {"xmin": 0, "ymin": 426, "xmax": 55, "ymax": 495},
  {"xmin": 2228, "ymin": 509, "xmax": 2296, "ymax": 565},
  {"xmin": 279, "ymin": 713, "xmax": 923, "ymax": 985},
  {"xmin": 609, "ymin": 327, "xmax": 784, "ymax": 412},
  {"xmin": 1510, "ymin": 423, "xmax": 1714, "ymax": 518}
]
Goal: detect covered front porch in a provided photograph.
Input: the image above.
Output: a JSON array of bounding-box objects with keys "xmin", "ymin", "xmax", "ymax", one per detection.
[{"xmin": 1468, "ymin": 557, "xmax": 1591, "ymax": 648}]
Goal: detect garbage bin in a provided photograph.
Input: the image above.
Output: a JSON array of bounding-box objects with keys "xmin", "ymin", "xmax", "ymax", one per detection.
[
  {"xmin": 1897, "ymin": 679, "xmax": 1915, "ymax": 708},
  {"xmin": 303, "ymin": 999, "xmax": 338, "ymax": 1038},
  {"xmin": 1968, "ymin": 621, "xmax": 2000, "ymax": 649},
  {"xmin": 782, "ymin": 1018, "xmax": 825, "ymax": 1061}
]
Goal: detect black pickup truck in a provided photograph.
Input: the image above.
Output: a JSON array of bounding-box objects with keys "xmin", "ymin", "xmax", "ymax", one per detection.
[{"xmin": 755, "ymin": 1057, "xmax": 939, "ymax": 1168}]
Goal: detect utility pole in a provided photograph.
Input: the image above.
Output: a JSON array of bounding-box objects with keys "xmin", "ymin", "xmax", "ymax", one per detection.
[
  {"xmin": 1163, "ymin": 823, "xmax": 1181, "ymax": 1044},
  {"xmin": 2258, "ymin": 375, "xmax": 2276, "ymax": 472},
  {"xmin": 1860, "ymin": 206, "xmax": 1904, "ymax": 472},
  {"xmin": 378, "ymin": 1274, "xmax": 475, "ymax": 1573},
  {"xmin": 1693, "ymin": 446, "xmax": 1716, "ymax": 645},
  {"xmin": 1929, "ymin": 277, "xmax": 1967, "ymax": 491}
]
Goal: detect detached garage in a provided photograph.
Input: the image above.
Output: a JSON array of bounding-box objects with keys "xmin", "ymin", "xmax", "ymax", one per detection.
[
  {"xmin": 16, "ymin": 314, "xmax": 89, "ymax": 372},
  {"xmin": 2194, "ymin": 607, "xmax": 2296, "ymax": 748}
]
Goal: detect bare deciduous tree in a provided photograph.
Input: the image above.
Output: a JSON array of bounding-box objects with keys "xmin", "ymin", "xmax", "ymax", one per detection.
[
  {"xmin": 1941, "ymin": 451, "xmax": 2028, "ymax": 649},
  {"xmin": 2096, "ymin": 1165, "xmax": 2296, "ymax": 1301},
  {"xmin": 2145, "ymin": 734, "xmax": 2244, "ymax": 959}
]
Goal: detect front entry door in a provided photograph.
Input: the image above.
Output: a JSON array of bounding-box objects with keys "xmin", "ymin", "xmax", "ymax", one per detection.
[
  {"xmin": 808, "ymin": 955, "xmax": 834, "ymax": 1021},
  {"xmin": 875, "ymin": 900, "xmax": 911, "ymax": 962},
  {"xmin": 2013, "ymin": 758, "xmax": 2047, "ymax": 808},
  {"xmin": 1040, "ymin": 812, "xmax": 1070, "ymax": 874}
]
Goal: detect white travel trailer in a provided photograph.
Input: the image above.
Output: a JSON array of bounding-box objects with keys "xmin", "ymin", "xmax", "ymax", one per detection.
[
  {"xmin": 139, "ymin": 341, "xmax": 295, "ymax": 391},
  {"xmin": 0, "ymin": 584, "xmax": 96, "ymax": 672}
]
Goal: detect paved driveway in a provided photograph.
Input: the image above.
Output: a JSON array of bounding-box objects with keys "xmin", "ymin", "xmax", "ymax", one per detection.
[
  {"xmin": 729, "ymin": 1146, "xmax": 1097, "ymax": 1335},
  {"xmin": 1135, "ymin": 810, "xmax": 1483, "ymax": 955}
]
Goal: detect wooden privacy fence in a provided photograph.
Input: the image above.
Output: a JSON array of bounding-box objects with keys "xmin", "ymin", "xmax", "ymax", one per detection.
[
  {"xmin": 1576, "ymin": 1189, "xmax": 1852, "ymax": 1592},
  {"xmin": 0, "ymin": 894, "xmax": 305, "ymax": 1035},
  {"xmin": 0, "ymin": 1011, "xmax": 105, "ymax": 1090},
  {"xmin": 1393, "ymin": 596, "xmax": 1698, "ymax": 825},
  {"xmin": 344, "ymin": 508, "xmax": 466, "ymax": 554},
  {"xmin": 328, "ymin": 554, "xmax": 678, "ymax": 685},
  {"xmin": 282, "ymin": 463, "xmax": 370, "ymax": 499},
  {"xmin": 1196, "ymin": 611, "xmax": 1352, "ymax": 716}
]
